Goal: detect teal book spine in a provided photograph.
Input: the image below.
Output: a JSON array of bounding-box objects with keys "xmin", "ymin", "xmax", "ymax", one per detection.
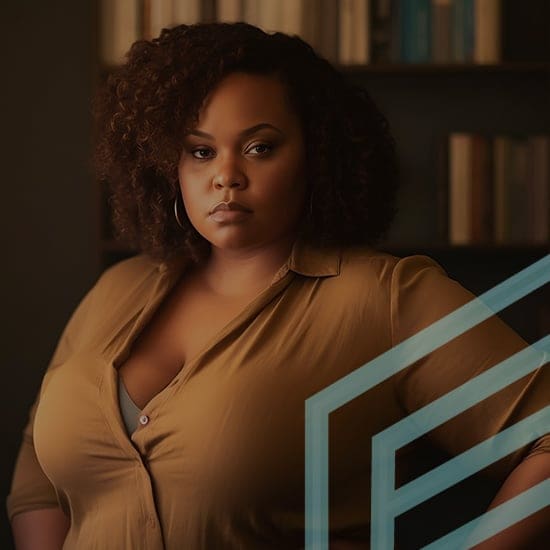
[
  {"xmin": 413, "ymin": 0, "xmax": 432, "ymax": 63},
  {"xmin": 453, "ymin": 0, "xmax": 465, "ymax": 62},
  {"xmin": 400, "ymin": 0, "xmax": 413, "ymax": 62},
  {"xmin": 463, "ymin": 0, "xmax": 474, "ymax": 62}
]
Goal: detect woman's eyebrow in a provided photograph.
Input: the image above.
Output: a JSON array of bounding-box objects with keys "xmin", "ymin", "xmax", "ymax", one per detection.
[{"xmin": 187, "ymin": 123, "xmax": 284, "ymax": 140}]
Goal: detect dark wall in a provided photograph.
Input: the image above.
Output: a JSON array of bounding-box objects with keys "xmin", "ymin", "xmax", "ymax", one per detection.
[{"xmin": 0, "ymin": 1, "xmax": 98, "ymax": 547}]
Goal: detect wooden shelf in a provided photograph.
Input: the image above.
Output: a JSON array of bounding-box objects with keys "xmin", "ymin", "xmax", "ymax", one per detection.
[
  {"xmin": 339, "ymin": 62, "xmax": 550, "ymax": 75},
  {"xmin": 381, "ymin": 242, "xmax": 549, "ymax": 251},
  {"xmin": 98, "ymin": 62, "xmax": 550, "ymax": 81},
  {"xmin": 380, "ymin": 243, "xmax": 550, "ymax": 258}
]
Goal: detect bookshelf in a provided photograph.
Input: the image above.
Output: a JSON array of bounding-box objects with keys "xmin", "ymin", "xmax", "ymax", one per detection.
[
  {"xmin": 93, "ymin": 1, "xmax": 549, "ymax": 342},
  {"xmin": 341, "ymin": 61, "xmax": 550, "ymax": 74}
]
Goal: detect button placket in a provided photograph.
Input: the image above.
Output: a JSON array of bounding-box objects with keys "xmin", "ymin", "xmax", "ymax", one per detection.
[{"xmin": 134, "ymin": 462, "xmax": 163, "ymax": 544}]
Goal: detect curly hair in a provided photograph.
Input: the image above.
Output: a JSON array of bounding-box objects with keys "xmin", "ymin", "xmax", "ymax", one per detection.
[{"xmin": 90, "ymin": 21, "xmax": 400, "ymax": 265}]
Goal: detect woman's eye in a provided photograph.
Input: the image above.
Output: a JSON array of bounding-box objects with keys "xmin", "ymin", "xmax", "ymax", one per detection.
[
  {"xmin": 249, "ymin": 143, "xmax": 273, "ymax": 155},
  {"xmin": 191, "ymin": 148, "xmax": 212, "ymax": 160},
  {"xmin": 190, "ymin": 143, "xmax": 273, "ymax": 160}
]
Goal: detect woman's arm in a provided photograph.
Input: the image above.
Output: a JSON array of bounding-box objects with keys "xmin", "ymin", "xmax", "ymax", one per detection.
[
  {"xmin": 8, "ymin": 277, "xmax": 103, "ymax": 548},
  {"xmin": 470, "ymin": 452, "xmax": 550, "ymax": 549},
  {"xmin": 11, "ymin": 507, "xmax": 70, "ymax": 550},
  {"xmin": 388, "ymin": 255, "xmax": 550, "ymax": 547}
]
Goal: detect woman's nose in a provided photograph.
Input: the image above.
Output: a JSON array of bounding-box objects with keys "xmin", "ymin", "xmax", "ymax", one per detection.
[{"xmin": 212, "ymin": 157, "xmax": 247, "ymax": 189}]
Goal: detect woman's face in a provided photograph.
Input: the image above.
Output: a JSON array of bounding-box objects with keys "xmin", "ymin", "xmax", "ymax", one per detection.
[{"xmin": 178, "ymin": 72, "xmax": 307, "ymax": 252}]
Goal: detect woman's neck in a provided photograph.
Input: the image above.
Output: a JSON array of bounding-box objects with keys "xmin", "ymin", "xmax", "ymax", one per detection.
[{"xmin": 196, "ymin": 236, "xmax": 297, "ymax": 298}]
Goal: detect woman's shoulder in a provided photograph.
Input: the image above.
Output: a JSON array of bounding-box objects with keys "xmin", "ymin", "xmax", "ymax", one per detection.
[
  {"xmin": 99, "ymin": 252, "xmax": 160, "ymax": 284},
  {"xmin": 91, "ymin": 252, "xmax": 162, "ymax": 294},
  {"xmin": 338, "ymin": 245, "xmax": 448, "ymax": 284},
  {"xmin": 74, "ymin": 253, "xmax": 162, "ymax": 314}
]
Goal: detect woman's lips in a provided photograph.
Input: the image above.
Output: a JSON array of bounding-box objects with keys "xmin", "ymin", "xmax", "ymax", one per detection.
[{"xmin": 209, "ymin": 210, "xmax": 252, "ymax": 223}]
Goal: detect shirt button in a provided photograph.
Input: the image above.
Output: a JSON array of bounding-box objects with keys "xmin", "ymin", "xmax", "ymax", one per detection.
[{"xmin": 139, "ymin": 414, "xmax": 149, "ymax": 426}]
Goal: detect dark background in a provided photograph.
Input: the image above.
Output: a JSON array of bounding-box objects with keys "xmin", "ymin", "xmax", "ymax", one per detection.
[
  {"xmin": 1, "ymin": 1, "xmax": 98, "ymax": 547},
  {"xmin": 1, "ymin": 1, "xmax": 548, "ymax": 548}
]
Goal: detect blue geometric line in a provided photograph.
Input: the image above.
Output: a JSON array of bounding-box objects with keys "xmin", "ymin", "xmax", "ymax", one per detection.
[
  {"xmin": 376, "ymin": 335, "xmax": 549, "ymax": 450},
  {"xmin": 304, "ymin": 254, "xmax": 549, "ymax": 549},
  {"xmin": 370, "ymin": 337, "xmax": 548, "ymax": 538},
  {"xmin": 304, "ymin": 407, "xmax": 330, "ymax": 547},
  {"xmin": 392, "ymin": 406, "xmax": 550, "ymax": 515},
  {"xmin": 421, "ymin": 479, "xmax": 550, "ymax": 549}
]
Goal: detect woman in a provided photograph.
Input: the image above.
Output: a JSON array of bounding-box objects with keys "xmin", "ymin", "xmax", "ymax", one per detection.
[{"xmin": 7, "ymin": 22, "xmax": 549, "ymax": 549}]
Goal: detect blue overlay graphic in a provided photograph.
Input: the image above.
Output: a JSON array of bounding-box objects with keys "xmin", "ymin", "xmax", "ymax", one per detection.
[{"xmin": 305, "ymin": 254, "xmax": 549, "ymax": 549}]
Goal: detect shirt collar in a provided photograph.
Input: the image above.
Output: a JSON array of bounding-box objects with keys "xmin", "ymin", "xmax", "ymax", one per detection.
[
  {"xmin": 285, "ymin": 235, "xmax": 341, "ymax": 278},
  {"xmin": 155, "ymin": 234, "xmax": 341, "ymax": 281}
]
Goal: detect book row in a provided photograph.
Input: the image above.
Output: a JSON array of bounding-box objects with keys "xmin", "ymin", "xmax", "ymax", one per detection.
[
  {"xmin": 439, "ymin": 133, "xmax": 549, "ymax": 245},
  {"xmin": 99, "ymin": 0, "xmax": 503, "ymax": 68}
]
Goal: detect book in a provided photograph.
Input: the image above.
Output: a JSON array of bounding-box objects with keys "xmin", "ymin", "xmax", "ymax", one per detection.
[
  {"xmin": 493, "ymin": 135, "xmax": 512, "ymax": 243},
  {"xmin": 338, "ymin": 0, "xmax": 371, "ymax": 64},
  {"xmin": 173, "ymin": 0, "xmax": 201, "ymax": 25},
  {"xmin": 436, "ymin": 135, "xmax": 450, "ymax": 242},
  {"xmin": 300, "ymin": 0, "xmax": 322, "ymax": 54},
  {"xmin": 449, "ymin": 133, "xmax": 472, "ymax": 244},
  {"xmin": 217, "ymin": 0, "xmax": 243, "ymax": 23},
  {"xmin": 145, "ymin": 0, "xmax": 173, "ymax": 40},
  {"xmin": 339, "ymin": 0, "xmax": 355, "ymax": 64},
  {"xmin": 256, "ymin": 0, "xmax": 282, "ymax": 34},
  {"xmin": 244, "ymin": 0, "xmax": 261, "ymax": 28},
  {"xmin": 432, "ymin": 0, "xmax": 452, "ymax": 64},
  {"xmin": 371, "ymin": 0, "xmax": 392, "ymax": 64},
  {"xmin": 528, "ymin": 136, "xmax": 550, "ymax": 243},
  {"xmin": 470, "ymin": 134, "xmax": 493, "ymax": 243},
  {"xmin": 453, "ymin": 0, "xmax": 475, "ymax": 63},
  {"xmin": 352, "ymin": 0, "xmax": 371, "ymax": 64},
  {"xmin": 400, "ymin": 0, "xmax": 431, "ymax": 63},
  {"xmin": 100, "ymin": 0, "xmax": 140, "ymax": 66},
  {"xmin": 508, "ymin": 137, "xmax": 530, "ymax": 243},
  {"xmin": 317, "ymin": 0, "xmax": 340, "ymax": 64},
  {"xmin": 473, "ymin": 0, "xmax": 501, "ymax": 64}
]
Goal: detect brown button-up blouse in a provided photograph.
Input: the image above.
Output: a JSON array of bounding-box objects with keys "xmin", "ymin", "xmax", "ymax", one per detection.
[{"xmin": 6, "ymin": 237, "xmax": 549, "ymax": 549}]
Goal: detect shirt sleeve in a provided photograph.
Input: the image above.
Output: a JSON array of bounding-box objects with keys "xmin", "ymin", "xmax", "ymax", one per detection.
[
  {"xmin": 6, "ymin": 279, "xmax": 100, "ymax": 522},
  {"xmin": 390, "ymin": 254, "xmax": 550, "ymax": 484}
]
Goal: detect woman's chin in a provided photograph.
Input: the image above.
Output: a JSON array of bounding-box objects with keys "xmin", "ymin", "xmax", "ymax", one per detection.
[{"xmin": 203, "ymin": 232, "xmax": 261, "ymax": 251}]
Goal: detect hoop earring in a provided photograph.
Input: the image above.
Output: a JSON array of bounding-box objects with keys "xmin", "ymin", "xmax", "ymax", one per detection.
[{"xmin": 174, "ymin": 193, "xmax": 185, "ymax": 229}]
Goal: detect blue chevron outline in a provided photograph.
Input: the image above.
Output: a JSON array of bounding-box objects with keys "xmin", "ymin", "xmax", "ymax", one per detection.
[{"xmin": 305, "ymin": 253, "xmax": 549, "ymax": 549}]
